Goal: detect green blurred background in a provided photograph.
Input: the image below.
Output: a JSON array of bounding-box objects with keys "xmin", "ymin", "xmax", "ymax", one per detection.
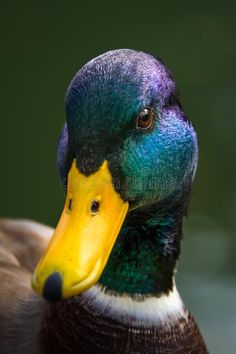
[{"xmin": 0, "ymin": 1, "xmax": 235, "ymax": 352}]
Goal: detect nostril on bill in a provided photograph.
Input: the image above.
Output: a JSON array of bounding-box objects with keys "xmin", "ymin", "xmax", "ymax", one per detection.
[
  {"xmin": 90, "ymin": 200, "xmax": 100, "ymax": 215},
  {"xmin": 68, "ymin": 198, "xmax": 73, "ymax": 211}
]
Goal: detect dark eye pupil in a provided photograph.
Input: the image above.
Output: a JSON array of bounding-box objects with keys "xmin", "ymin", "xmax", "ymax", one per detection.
[{"xmin": 141, "ymin": 114, "xmax": 149, "ymax": 122}]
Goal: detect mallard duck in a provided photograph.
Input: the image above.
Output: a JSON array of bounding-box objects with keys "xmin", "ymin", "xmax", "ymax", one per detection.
[{"xmin": 0, "ymin": 49, "xmax": 208, "ymax": 353}]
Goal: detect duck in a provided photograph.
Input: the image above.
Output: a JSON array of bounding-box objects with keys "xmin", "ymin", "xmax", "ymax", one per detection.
[{"xmin": 0, "ymin": 49, "xmax": 208, "ymax": 353}]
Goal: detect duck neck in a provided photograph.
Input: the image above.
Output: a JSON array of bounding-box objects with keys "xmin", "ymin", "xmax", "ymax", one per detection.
[
  {"xmin": 39, "ymin": 189, "xmax": 209, "ymax": 353},
  {"xmin": 99, "ymin": 192, "xmax": 189, "ymax": 296}
]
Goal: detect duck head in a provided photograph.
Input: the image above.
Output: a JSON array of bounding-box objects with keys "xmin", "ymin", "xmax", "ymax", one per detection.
[{"xmin": 32, "ymin": 49, "xmax": 198, "ymax": 301}]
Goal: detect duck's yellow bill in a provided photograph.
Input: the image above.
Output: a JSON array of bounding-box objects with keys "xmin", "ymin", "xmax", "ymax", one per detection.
[{"xmin": 32, "ymin": 159, "xmax": 129, "ymax": 300}]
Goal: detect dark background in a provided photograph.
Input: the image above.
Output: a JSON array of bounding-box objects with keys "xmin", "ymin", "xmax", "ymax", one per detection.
[{"xmin": 1, "ymin": 1, "xmax": 235, "ymax": 352}]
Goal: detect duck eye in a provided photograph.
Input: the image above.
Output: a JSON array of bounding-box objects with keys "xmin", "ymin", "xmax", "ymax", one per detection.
[{"xmin": 136, "ymin": 108, "xmax": 154, "ymax": 130}]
